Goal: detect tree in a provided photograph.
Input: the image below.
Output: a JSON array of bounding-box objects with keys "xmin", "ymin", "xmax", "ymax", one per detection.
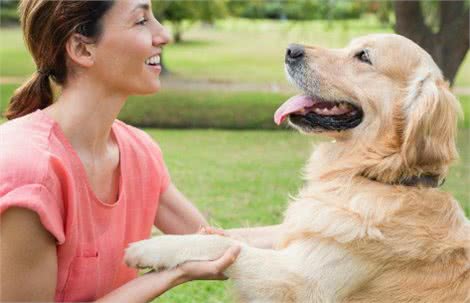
[
  {"xmin": 153, "ymin": 0, "xmax": 227, "ymax": 43},
  {"xmin": 394, "ymin": 1, "xmax": 469, "ymax": 86}
]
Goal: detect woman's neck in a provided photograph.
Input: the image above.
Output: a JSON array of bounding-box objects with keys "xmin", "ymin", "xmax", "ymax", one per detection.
[{"xmin": 43, "ymin": 77, "xmax": 127, "ymax": 155}]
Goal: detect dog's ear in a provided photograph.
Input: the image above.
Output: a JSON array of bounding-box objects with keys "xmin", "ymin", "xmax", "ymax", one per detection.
[{"xmin": 401, "ymin": 76, "xmax": 462, "ymax": 170}]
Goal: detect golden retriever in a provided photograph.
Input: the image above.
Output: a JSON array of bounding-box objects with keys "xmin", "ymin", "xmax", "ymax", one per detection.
[{"xmin": 125, "ymin": 34, "xmax": 470, "ymax": 302}]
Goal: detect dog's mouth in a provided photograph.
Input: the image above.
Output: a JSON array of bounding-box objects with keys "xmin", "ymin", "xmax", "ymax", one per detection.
[{"xmin": 274, "ymin": 95, "xmax": 363, "ymax": 132}]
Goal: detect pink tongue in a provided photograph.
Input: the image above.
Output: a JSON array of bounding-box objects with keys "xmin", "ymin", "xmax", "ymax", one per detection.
[{"xmin": 274, "ymin": 95, "xmax": 314, "ymax": 125}]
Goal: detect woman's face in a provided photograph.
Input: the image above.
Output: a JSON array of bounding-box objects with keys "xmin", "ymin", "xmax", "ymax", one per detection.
[{"xmin": 90, "ymin": 0, "xmax": 170, "ymax": 96}]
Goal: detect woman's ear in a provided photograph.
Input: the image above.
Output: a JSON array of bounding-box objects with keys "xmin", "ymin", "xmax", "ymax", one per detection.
[
  {"xmin": 65, "ymin": 33, "xmax": 96, "ymax": 68},
  {"xmin": 401, "ymin": 76, "xmax": 462, "ymax": 169}
]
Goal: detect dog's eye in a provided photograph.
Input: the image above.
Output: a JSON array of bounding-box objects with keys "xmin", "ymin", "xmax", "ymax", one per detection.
[{"xmin": 355, "ymin": 50, "xmax": 372, "ymax": 65}]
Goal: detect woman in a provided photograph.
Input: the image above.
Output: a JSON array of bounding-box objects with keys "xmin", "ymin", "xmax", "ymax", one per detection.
[{"xmin": 0, "ymin": 0, "xmax": 281, "ymax": 302}]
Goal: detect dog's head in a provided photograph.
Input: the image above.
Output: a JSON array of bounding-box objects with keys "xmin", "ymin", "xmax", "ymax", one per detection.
[{"xmin": 276, "ymin": 34, "xmax": 462, "ymax": 181}]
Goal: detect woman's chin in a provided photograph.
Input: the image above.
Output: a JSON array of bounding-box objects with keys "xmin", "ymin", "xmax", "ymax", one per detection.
[{"xmin": 135, "ymin": 79, "xmax": 161, "ymax": 95}]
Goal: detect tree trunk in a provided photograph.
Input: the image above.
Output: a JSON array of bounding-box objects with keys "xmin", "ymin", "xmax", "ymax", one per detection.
[
  {"xmin": 160, "ymin": 50, "xmax": 169, "ymax": 75},
  {"xmin": 172, "ymin": 21, "xmax": 183, "ymax": 43},
  {"xmin": 394, "ymin": 1, "xmax": 469, "ymax": 86}
]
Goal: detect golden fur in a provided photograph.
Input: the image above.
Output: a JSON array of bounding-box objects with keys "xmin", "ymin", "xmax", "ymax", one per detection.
[{"xmin": 125, "ymin": 34, "xmax": 470, "ymax": 302}]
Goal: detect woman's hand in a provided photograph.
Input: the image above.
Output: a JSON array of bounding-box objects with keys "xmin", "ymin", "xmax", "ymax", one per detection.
[
  {"xmin": 199, "ymin": 226, "xmax": 247, "ymax": 242},
  {"xmin": 175, "ymin": 245, "xmax": 241, "ymax": 282},
  {"xmin": 199, "ymin": 226, "xmax": 227, "ymax": 236}
]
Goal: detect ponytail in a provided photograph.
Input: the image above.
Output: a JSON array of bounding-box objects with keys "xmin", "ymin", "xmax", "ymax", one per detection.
[
  {"xmin": 4, "ymin": 71, "xmax": 53, "ymax": 120},
  {"xmin": 3, "ymin": 0, "xmax": 114, "ymax": 120}
]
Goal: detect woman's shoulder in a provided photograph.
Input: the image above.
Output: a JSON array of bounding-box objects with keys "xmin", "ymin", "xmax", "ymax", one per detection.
[
  {"xmin": 0, "ymin": 113, "xmax": 66, "ymax": 244},
  {"xmin": 0, "ymin": 111, "xmax": 57, "ymax": 185},
  {"xmin": 1, "ymin": 110, "xmax": 54, "ymax": 147},
  {"xmin": 113, "ymin": 120, "xmax": 171, "ymax": 192},
  {"xmin": 113, "ymin": 119, "xmax": 163, "ymax": 153}
]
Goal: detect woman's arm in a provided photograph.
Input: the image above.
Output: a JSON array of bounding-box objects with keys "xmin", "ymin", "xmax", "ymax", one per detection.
[
  {"xmin": 98, "ymin": 245, "xmax": 240, "ymax": 303},
  {"xmin": 153, "ymin": 184, "xmax": 283, "ymax": 249},
  {"xmin": 1, "ymin": 207, "xmax": 240, "ymax": 303},
  {"xmin": 1, "ymin": 207, "xmax": 57, "ymax": 301},
  {"xmin": 154, "ymin": 183, "xmax": 209, "ymax": 234},
  {"xmin": 207, "ymin": 225, "xmax": 284, "ymax": 249}
]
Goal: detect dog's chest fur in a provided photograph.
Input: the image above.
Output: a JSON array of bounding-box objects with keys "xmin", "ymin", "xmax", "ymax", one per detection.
[
  {"xmin": 276, "ymin": 176, "xmax": 470, "ymax": 302},
  {"xmin": 282, "ymin": 240, "xmax": 374, "ymax": 302}
]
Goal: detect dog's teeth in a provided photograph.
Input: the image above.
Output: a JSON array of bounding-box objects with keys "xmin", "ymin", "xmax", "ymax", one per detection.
[{"xmin": 333, "ymin": 106, "xmax": 344, "ymax": 115}]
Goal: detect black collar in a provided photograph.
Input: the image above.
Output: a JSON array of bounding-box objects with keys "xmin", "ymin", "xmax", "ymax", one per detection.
[
  {"xmin": 368, "ymin": 174, "xmax": 444, "ymax": 188},
  {"xmin": 395, "ymin": 174, "xmax": 444, "ymax": 188}
]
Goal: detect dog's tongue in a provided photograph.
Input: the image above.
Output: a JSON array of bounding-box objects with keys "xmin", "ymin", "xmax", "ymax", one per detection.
[{"xmin": 274, "ymin": 95, "xmax": 314, "ymax": 125}]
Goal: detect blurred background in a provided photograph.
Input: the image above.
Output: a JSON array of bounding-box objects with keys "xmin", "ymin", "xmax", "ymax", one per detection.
[{"xmin": 0, "ymin": 1, "xmax": 469, "ymax": 302}]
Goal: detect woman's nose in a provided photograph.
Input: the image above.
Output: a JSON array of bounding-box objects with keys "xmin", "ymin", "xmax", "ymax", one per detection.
[{"xmin": 152, "ymin": 22, "xmax": 170, "ymax": 46}]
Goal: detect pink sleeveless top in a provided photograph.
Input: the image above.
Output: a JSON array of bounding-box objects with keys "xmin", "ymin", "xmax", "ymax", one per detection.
[{"xmin": 0, "ymin": 110, "xmax": 170, "ymax": 301}]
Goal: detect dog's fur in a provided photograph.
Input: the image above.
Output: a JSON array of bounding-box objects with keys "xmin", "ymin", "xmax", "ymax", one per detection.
[{"xmin": 125, "ymin": 34, "xmax": 470, "ymax": 302}]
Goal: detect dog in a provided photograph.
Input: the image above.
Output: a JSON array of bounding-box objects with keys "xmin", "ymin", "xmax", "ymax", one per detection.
[{"xmin": 125, "ymin": 34, "xmax": 470, "ymax": 302}]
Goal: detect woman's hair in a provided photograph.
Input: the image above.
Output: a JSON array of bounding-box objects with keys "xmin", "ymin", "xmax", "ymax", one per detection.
[{"xmin": 4, "ymin": 0, "xmax": 114, "ymax": 120}]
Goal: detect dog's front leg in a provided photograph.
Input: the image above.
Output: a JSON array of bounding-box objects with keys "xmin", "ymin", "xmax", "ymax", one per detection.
[
  {"xmin": 125, "ymin": 235, "xmax": 308, "ymax": 303},
  {"xmin": 125, "ymin": 234, "xmax": 238, "ymax": 270}
]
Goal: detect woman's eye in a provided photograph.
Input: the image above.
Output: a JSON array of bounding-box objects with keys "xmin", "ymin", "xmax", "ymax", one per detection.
[
  {"xmin": 355, "ymin": 50, "xmax": 372, "ymax": 65},
  {"xmin": 136, "ymin": 18, "xmax": 148, "ymax": 26}
]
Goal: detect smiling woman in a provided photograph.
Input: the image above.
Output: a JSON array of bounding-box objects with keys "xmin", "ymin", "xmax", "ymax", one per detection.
[{"xmin": 0, "ymin": 0, "xmax": 243, "ymax": 302}]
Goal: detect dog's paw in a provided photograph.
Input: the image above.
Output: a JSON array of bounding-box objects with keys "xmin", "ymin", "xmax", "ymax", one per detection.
[{"xmin": 124, "ymin": 238, "xmax": 172, "ymax": 270}]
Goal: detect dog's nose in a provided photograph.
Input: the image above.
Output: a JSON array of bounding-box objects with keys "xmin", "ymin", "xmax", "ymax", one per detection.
[{"xmin": 285, "ymin": 44, "xmax": 305, "ymax": 63}]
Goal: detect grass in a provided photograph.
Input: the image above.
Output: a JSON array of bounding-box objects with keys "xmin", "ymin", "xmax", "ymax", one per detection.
[
  {"xmin": 458, "ymin": 95, "xmax": 470, "ymax": 128},
  {"xmin": 144, "ymin": 128, "xmax": 469, "ymax": 302},
  {"xmin": 119, "ymin": 90, "xmax": 290, "ymax": 129},
  {"xmin": 1, "ymin": 18, "xmax": 469, "ymax": 86}
]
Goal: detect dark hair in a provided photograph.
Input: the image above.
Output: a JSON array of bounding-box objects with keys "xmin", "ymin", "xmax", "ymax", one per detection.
[{"xmin": 4, "ymin": 0, "xmax": 114, "ymax": 120}]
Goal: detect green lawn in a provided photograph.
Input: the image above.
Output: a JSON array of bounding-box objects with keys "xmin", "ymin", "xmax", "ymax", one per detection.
[{"xmin": 1, "ymin": 18, "xmax": 469, "ymax": 86}]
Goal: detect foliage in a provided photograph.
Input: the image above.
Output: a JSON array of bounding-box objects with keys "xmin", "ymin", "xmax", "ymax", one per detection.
[
  {"xmin": 364, "ymin": 0, "xmax": 394, "ymax": 26},
  {"xmin": 152, "ymin": 0, "xmax": 227, "ymax": 42},
  {"xmin": 420, "ymin": 0, "xmax": 441, "ymax": 33},
  {"xmin": 226, "ymin": 0, "xmax": 368, "ymax": 20},
  {"xmin": 0, "ymin": 0, "xmax": 19, "ymax": 26}
]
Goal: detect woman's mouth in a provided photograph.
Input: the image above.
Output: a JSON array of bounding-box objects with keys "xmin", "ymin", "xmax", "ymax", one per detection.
[
  {"xmin": 145, "ymin": 54, "xmax": 161, "ymax": 73},
  {"xmin": 145, "ymin": 55, "xmax": 160, "ymax": 66}
]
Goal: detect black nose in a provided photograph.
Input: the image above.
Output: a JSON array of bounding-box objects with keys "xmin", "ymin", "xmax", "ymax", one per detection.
[{"xmin": 285, "ymin": 44, "xmax": 305, "ymax": 63}]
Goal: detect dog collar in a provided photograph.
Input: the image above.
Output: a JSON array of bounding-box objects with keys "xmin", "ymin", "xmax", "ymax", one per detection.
[
  {"xmin": 368, "ymin": 174, "xmax": 444, "ymax": 188},
  {"xmin": 396, "ymin": 174, "xmax": 444, "ymax": 188}
]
